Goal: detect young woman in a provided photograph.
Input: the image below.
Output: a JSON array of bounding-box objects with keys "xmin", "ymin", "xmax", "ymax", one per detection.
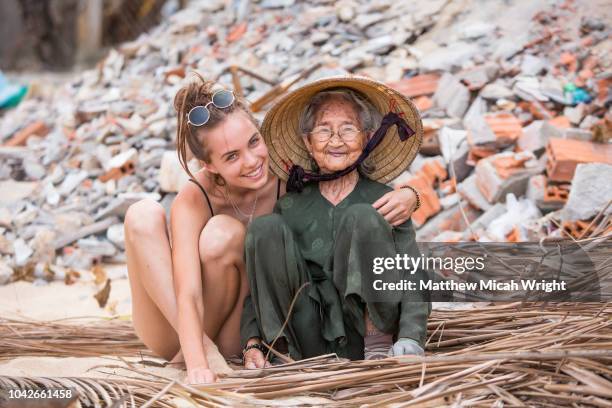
[{"xmin": 124, "ymin": 74, "xmax": 419, "ymax": 384}]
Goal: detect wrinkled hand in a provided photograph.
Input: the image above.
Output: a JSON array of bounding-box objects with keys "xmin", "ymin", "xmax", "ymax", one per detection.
[
  {"xmin": 243, "ymin": 348, "xmax": 270, "ymax": 369},
  {"xmin": 187, "ymin": 366, "xmax": 217, "ymax": 384},
  {"xmin": 372, "ymin": 188, "xmax": 418, "ymax": 226},
  {"xmin": 388, "ymin": 338, "xmax": 424, "ymax": 357}
]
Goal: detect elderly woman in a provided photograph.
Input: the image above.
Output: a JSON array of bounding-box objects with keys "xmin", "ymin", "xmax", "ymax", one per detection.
[{"xmin": 241, "ymin": 77, "xmax": 430, "ymax": 366}]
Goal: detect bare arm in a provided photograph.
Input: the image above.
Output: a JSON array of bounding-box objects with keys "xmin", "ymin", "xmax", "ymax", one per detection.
[{"xmin": 170, "ymin": 185, "xmax": 213, "ymax": 378}]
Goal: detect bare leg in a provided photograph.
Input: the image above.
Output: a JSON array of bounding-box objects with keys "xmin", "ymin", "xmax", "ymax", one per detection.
[
  {"xmin": 124, "ymin": 199, "xmax": 180, "ymax": 361},
  {"xmin": 126, "ymin": 200, "xmax": 248, "ymax": 361},
  {"xmin": 198, "ymin": 215, "xmax": 249, "ymax": 357}
]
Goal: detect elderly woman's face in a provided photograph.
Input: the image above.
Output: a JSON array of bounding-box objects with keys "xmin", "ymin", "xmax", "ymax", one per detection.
[{"xmin": 304, "ymin": 99, "xmax": 366, "ymax": 174}]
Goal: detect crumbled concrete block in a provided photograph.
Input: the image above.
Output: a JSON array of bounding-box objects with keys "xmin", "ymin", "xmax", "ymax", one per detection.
[
  {"xmin": 475, "ymin": 151, "xmax": 544, "ymax": 203},
  {"xmin": 0, "ymin": 180, "xmax": 39, "ymax": 206},
  {"xmin": 561, "ymin": 163, "xmax": 612, "ymax": 222},
  {"xmin": 433, "ymin": 73, "xmax": 470, "ymax": 118},
  {"xmin": 457, "ymin": 174, "xmax": 492, "ymax": 211}
]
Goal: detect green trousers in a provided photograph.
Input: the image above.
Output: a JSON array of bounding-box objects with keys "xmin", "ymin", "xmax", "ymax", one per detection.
[{"xmin": 240, "ymin": 204, "xmax": 429, "ymax": 360}]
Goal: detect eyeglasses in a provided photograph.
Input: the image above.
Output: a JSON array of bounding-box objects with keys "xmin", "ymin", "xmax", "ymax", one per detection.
[
  {"xmin": 310, "ymin": 124, "xmax": 361, "ymax": 143},
  {"xmin": 186, "ymin": 90, "xmax": 235, "ymax": 126}
]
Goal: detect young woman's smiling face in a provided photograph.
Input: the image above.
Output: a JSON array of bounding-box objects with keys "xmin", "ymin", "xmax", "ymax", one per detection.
[
  {"xmin": 304, "ymin": 98, "xmax": 366, "ymax": 174},
  {"xmin": 202, "ymin": 110, "xmax": 269, "ymax": 190}
]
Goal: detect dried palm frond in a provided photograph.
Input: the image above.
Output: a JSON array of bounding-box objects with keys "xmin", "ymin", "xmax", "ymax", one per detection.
[
  {"xmin": 1, "ymin": 302, "xmax": 610, "ymax": 407},
  {"xmin": 0, "ymin": 317, "xmax": 150, "ymax": 360}
]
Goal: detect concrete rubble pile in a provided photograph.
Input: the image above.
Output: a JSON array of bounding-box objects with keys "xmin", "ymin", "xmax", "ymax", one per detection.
[{"xmin": 0, "ymin": 0, "xmax": 610, "ymax": 286}]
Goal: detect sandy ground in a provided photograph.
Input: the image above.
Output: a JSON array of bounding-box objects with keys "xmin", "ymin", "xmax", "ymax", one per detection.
[
  {"xmin": 0, "ymin": 264, "xmax": 189, "ymax": 380},
  {"xmin": 0, "ymin": 265, "xmax": 132, "ymax": 320}
]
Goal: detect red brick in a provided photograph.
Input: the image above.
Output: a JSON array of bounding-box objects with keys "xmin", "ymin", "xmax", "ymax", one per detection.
[
  {"xmin": 4, "ymin": 121, "xmax": 49, "ymax": 147},
  {"xmin": 562, "ymin": 220, "xmax": 593, "ymax": 239},
  {"xmin": 408, "ymin": 173, "xmax": 441, "ymax": 228},
  {"xmin": 506, "ymin": 227, "xmax": 521, "ymax": 242},
  {"xmin": 420, "ymin": 159, "xmax": 447, "ymax": 186},
  {"xmin": 492, "ymin": 154, "xmax": 532, "ymax": 179},
  {"xmin": 164, "ymin": 66, "xmax": 186, "ymax": 81},
  {"xmin": 559, "ymin": 52, "xmax": 577, "ymax": 72},
  {"xmin": 99, "ymin": 161, "xmax": 135, "ymax": 182},
  {"xmin": 518, "ymin": 101, "xmax": 554, "ymax": 120},
  {"xmin": 413, "ymin": 95, "xmax": 433, "ymax": 111},
  {"xmin": 388, "ymin": 74, "xmax": 440, "ymax": 98},
  {"xmin": 546, "ymin": 138, "xmax": 612, "ymax": 182},
  {"xmin": 596, "ymin": 78, "xmax": 611, "ymax": 104},
  {"xmin": 227, "ymin": 22, "xmax": 248, "ymax": 43},
  {"xmin": 484, "ymin": 113, "xmax": 523, "ymax": 144},
  {"xmin": 467, "ymin": 146, "xmax": 497, "ymax": 165},
  {"xmin": 543, "ymin": 184, "xmax": 570, "ymax": 204}
]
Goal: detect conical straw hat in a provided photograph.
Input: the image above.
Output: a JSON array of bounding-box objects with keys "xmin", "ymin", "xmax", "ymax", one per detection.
[{"xmin": 261, "ymin": 75, "xmax": 423, "ymax": 183}]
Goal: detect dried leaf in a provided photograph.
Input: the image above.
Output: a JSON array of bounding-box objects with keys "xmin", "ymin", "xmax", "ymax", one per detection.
[
  {"xmin": 64, "ymin": 269, "xmax": 81, "ymax": 285},
  {"xmin": 94, "ymin": 278, "xmax": 111, "ymax": 308}
]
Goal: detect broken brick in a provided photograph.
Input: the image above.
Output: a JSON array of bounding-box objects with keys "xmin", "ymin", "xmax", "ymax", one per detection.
[
  {"xmin": 558, "ymin": 52, "xmax": 577, "ymax": 72},
  {"xmin": 518, "ymin": 100, "xmax": 554, "ymax": 120},
  {"xmin": 99, "ymin": 148, "xmax": 138, "ymax": 183},
  {"xmin": 505, "ymin": 226, "xmax": 521, "ymax": 242},
  {"xmin": 483, "ymin": 112, "xmax": 523, "ymax": 144},
  {"xmin": 543, "ymin": 183, "xmax": 570, "ymax": 204},
  {"xmin": 492, "ymin": 153, "xmax": 533, "ymax": 179},
  {"xmin": 164, "ymin": 66, "xmax": 186, "ymax": 82},
  {"xmin": 420, "ymin": 159, "xmax": 448, "ymax": 186},
  {"xmin": 562, "ymin": 220, "xmax": 594, "ymax": 239},
  {"xmin": 413, "ymin": 95, "xmax": 433, "ymax": 111},
  {"xmin": 457, "ymin": 174, "xmax": 492, "ymax": 211},
  {"xmin": 596, "ymin": 78, "xmax": 611, "ymax": 104},
  {"xmin": 467, "ymin": 146, "xmax": 497, "ymax": 166},
  {"xmin": 476, "ymin": 151, "xmax": 543, "ymax": 203},
  {"xmin": 227, "ymin": 22, "xmax": 248, "ymax": 43},
  {"xmin": 466, "ymin": 112, "xmax": 523, "ymax": 163},
  {"xmin": 548, "ymin": 116, "xmax": 571, "ymax": 129},
  {"xmin": 416, "ymin": 204, "xmax": 480, "ymax": 241},
  {"xmin": 388, "ymin": 73, "xmax": 440, "ymax": 98},
  {"xmin": 99, "ymin": 161, "xmax": 135, "ymax": 183},
  {"xmin": 407, "ymin": 173, "xmax": 441, "ymax": 228},
  {"xmin": 4, "ymin": 121, "xmax": 49, "ymax": 147},
  {"xmin": 546, "ymin": 138, "xmax": 612, "ymax": 182}
]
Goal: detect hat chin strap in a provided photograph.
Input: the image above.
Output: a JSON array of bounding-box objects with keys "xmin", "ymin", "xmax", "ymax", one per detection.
[{"xmin": 286, "ymin": 112, "xmax": 415, "ymax": 193}]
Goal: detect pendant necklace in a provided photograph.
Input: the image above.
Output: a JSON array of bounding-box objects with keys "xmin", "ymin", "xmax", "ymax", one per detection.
[{"xmin": 223, "ymin": 185, "xmax": 259, "ymax": 224}]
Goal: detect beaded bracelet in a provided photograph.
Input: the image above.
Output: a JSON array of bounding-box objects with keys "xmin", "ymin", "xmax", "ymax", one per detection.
[{"xmin": 401, "ymin": 185, "xmax": 421, "ymax": 211}]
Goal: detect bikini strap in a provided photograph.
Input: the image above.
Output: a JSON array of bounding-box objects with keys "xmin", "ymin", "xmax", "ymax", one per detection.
[
  {"xmin": 188, "ymin": 179, "xmax": 214, "ymax": 216},
  {"xmin": 276, "ymin": 178, "xmax": 282, "ymax": 200}
]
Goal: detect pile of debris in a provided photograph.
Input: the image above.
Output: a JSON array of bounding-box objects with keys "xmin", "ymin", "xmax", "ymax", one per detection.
[
  {"xmin": 392, "ymin": 0, "xmax": 612, "ymax": 243},
  {"xmin": 0, "ymin": 0, "xmax": 610, "ymax": 286}
]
